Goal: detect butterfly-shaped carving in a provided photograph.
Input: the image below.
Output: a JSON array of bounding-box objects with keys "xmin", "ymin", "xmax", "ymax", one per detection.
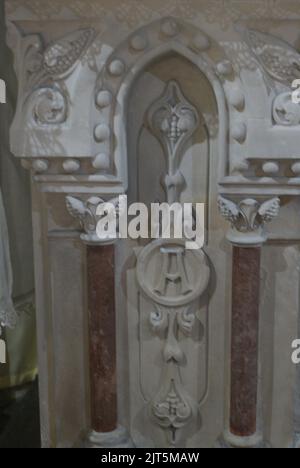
[
  {"xmin": 66, "ymin": 195, "xmax": 125, "ymax": 240},
  {"xmin": 244, "ymin": 29, "xmax": 300, "ymax": 86},
  {"xmin": 218, "ymin": 196, "xmax": 280, "ymax": 232}
]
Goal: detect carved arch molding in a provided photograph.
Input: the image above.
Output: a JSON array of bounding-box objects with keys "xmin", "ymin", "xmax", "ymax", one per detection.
[{"xmin": 6, "ymin": 11, "xmax": 300, "ymax": 448}]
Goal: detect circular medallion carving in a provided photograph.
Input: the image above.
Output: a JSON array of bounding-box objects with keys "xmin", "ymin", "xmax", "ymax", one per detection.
[{"xmin": 137, "ymin": 240, "xmax": 210, "ymax": 307}]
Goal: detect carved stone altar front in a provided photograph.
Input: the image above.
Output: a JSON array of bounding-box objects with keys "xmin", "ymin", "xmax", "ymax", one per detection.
[{"xmin": 5, "ymin": 0, "xmax": 300, "ymax": 448}]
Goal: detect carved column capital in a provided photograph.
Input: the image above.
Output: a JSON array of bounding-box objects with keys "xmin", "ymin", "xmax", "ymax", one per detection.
[
  {"xmin": 218, "ymin": 196, "xmax": 280, "ymax": 247},
  {"xmin": 66, "ymin": 195, "xmax": 120, "ymax": 246}
]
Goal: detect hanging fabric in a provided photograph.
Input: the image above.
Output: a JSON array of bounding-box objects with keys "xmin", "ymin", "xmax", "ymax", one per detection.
[{"xmin": 0, "ymin": 187, "xmax": 17, "ymax": 338}]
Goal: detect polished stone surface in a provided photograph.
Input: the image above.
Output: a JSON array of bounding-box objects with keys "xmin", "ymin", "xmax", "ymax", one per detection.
[
  {"xmin": 87, "ymin": 245, "xmax": 117, "ymax": 434},
  {"xmin": 230, "ymin": 247, "xmax": 260, "ymax": 437}
]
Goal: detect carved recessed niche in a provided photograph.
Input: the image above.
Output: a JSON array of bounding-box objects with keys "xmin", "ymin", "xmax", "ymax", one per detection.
[{"xmin": 123, "ymin": 48, "xmax": 219, "ymax": 447}]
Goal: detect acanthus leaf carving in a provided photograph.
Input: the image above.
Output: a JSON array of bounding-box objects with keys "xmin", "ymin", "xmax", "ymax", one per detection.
[{"xmin": 244, "ymin": 29, "xmax": 300, "ymax": 87}]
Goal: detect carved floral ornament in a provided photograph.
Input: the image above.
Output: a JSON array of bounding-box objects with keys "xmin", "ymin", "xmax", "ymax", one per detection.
[
  {"xmin": 147, "ymin": 81, "xmax": 199, "ymax": 205},
  {"xmin": 243, "ymin": 28, "xmax": 300, "ymax": 126},
  {"xmin": 21, "ymin": 28, "xmax": 95, "ymax": 125}
]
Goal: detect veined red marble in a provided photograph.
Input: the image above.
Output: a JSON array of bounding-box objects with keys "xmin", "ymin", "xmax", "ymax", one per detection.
[
  {"xmin": 87, "ymin": 244, "xmax": 117, "ymax": 433},
  {"xmin": 230, "ymin": 246, "xmax": 260, "ymax": 437}
]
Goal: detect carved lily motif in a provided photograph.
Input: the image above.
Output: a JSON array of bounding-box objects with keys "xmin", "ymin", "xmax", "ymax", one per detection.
[
  {"xmin": 151, "ymin": 363, "xmax": 197, "ymax": 446},
  {"xmin": 152, "ymin": 377, "xmax": 193, "ymax": 446},
  {"xmin": 148, "ymin": 80, "xmax": 199, "ymax": 204},
  {"xmin": 218, "ymin": 197, "xmax": 280, "ymax": 234}
]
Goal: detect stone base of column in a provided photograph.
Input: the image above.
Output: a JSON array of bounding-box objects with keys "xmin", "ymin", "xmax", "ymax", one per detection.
[
  {"xmin": 216, "ymin": 430, "xmax": 270, "ymax": 448},
  {"xmin": 77, "ymin": 426, "xmax": 135, "ymax": 448}
]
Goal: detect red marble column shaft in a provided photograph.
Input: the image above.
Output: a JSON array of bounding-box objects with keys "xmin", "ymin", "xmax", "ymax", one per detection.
[
  {"xmin": 87, "ymin": 244, "xmax": 117, "ymax": 433},
  {"xmin": 230, "ymin": 246, "xmax": 261, "ymax": 437}
]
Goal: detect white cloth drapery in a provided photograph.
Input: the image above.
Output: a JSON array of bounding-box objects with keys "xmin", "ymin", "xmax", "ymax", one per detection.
[{"xmin": 0, "ymin": 187, "xmax": 17, "ymax": 334}]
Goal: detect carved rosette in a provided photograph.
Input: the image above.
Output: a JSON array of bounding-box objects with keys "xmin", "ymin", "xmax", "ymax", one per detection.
[
  {"xmin": 273, "ymin": 92, "xmax": 300, "ymax": 126},
  {"xmin": 218, "ymin": 197, "xmax": 280, "ymax": 246},
  {"xmin": 32, "ymin": 87, "xmax": 68, "ymax": 125}
]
